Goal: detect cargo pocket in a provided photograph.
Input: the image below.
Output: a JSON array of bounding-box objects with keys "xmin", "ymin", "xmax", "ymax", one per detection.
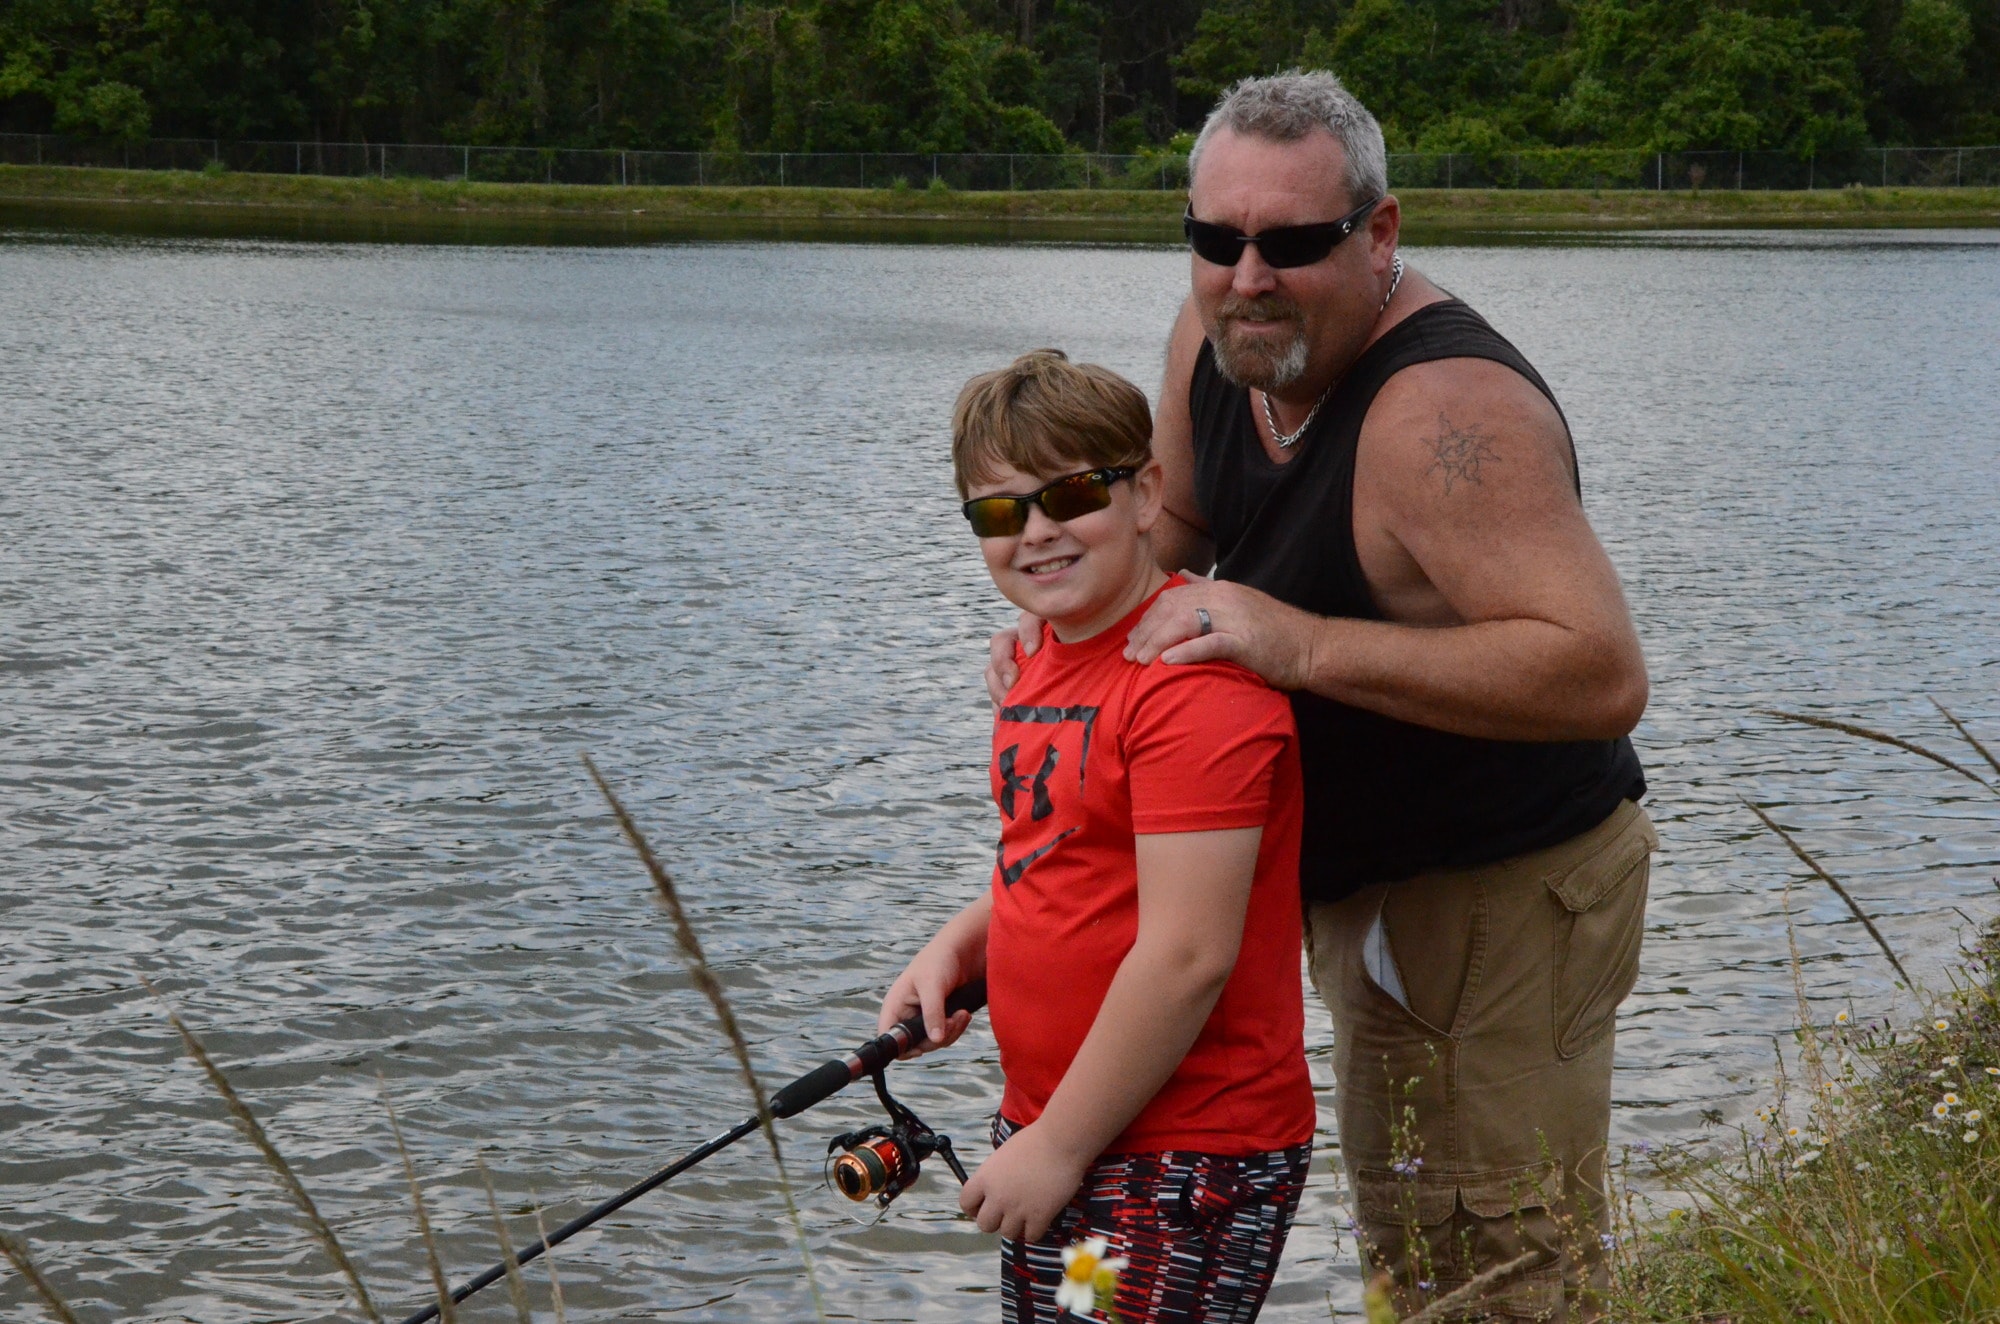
[
  {"xmin": 1355, "ymin": 1162, "xmax": 1565, "ymax": 1319},
  {"xmin": 1353, "ymin": 1166, "xmax": 1459, "ymax": 1261},
  {"xmin": 1545, "ymin": 811, "xmax": 1656, "ymax": 1060},
  {"xmin": 1456, "ymin": 1161, "xmax": 1566, "ymax": 1319}
]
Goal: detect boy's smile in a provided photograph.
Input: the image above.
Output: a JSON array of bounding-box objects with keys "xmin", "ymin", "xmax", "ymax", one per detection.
[{"xmin": 969, "ymin": 461, "xmax": 1168, "ymax": 644}]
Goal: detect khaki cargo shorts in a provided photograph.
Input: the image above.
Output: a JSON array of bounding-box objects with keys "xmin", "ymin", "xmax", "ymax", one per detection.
[{"xmin": 1305, "ymin": 800, "xmax": 1656, "ymax": 1321}]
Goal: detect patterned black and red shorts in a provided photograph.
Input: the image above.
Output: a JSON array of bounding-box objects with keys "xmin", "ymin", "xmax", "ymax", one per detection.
[{"xmin": 992, "ymin": 1116, "xmax": 1312, "ymax": 1324}]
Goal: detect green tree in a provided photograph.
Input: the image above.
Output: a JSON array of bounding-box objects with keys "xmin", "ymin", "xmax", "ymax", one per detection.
[
  {"xmin": 1173, "ymin": 0, "xmax": 1328, "ymax": 108},
  {"xmin": 1870, "ymin": 0, "xmax": 1974, "ymax": 142},
  {"xmin": 5, "ymin": 0, "xmax": 1998, "ymax": 155},
  {"xmin": 720, "ymin": 0, "xmax": 1063, "ymax": 152},
  {"xmin": 1560, "ymin": 0, "xmax": 1868, "ymax": 151}
]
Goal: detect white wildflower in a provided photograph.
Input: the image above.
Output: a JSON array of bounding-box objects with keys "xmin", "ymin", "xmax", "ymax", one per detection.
[{"xmin": 1056, "ymin": 1236, "xmax": 1126, "ymax": 1317}]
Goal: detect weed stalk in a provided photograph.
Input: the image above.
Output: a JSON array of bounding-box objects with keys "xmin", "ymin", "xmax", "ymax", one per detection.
[
  {"xmin": 580, "ymin": 754, "xmax": 828, "ymax": 1322},
  {"xmin": 1742, "ymin": 799, "xmax": 1912, "ymax": 987},
  {"xmin": 1759, "ymin": 708, "xmax": 1996, "ymax": 795},
  {"xmin": 475, "ymin": 1159, "xmax": 534, "ymax": 1324},
  {"xmin": 531, "ymin": 1199, "xmax": 566, "ymax": 1324},
  {"xmin": 0, "ymin": 1230, "xmax": 83, "ymax": 1324},
  {"xmin": 381, "ymin": 1080, "xmax": 456, "ymax": 1324},
  {"xmin": 141, "ymin": 976, "xmax": 384, "ymax": 1324}
]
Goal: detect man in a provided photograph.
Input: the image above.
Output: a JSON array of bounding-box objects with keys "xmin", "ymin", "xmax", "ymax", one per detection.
[{"xmin": 989, "ymin": 72, "xmax": 1652, "ymax": 1320}]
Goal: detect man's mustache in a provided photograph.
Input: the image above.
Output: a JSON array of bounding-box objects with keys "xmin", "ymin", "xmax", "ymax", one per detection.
[{"xmin": 1215, "ymin": 293, "xmax": 1305, "ymax": 327}]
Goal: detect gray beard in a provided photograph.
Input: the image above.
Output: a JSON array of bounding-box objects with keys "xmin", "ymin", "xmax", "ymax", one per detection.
[{"xmin": 1210, "ymin": 321, "xmax": 1310, "ymax": 392}]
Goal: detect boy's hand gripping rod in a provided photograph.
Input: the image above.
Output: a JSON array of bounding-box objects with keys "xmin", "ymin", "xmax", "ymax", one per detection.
[{"xmin": 394, "ymin": 979, "xmax": 987, "ymax": 1324}]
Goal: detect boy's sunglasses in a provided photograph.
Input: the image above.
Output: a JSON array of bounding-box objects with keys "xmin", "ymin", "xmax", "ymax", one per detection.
[
  {"xmin": 1182, "ymin": 197, "xmax": 1381, "ymax": 269},
  {"xmin": 961, "ymin": 467, "xmax": 1137, "ymax": 537}
]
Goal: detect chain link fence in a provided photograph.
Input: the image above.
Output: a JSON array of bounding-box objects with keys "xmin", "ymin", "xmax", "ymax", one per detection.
[
  {"xmin": 4, "ymin": 133, "xmax": 1997, "ymax": 191},
  {"xmin": 1390, "ymin": 145, "xmax": 2000, "ymax": 190}
]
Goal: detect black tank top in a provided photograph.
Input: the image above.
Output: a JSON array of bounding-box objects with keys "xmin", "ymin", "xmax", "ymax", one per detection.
[{"xmin": 1189, "ymin": 299, "xmax": 1646, "ymax": 901}]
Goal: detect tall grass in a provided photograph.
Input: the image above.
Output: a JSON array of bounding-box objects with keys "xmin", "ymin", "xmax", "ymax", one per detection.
[
  {"xmin": 1599, "ymin": 700, "xmax": 2000, "ymax": 1321},
  {"xmin": 1741, "ymin": 800, "xmax": 1912, "ymax": 987},
  {"xmin": 141, "ymin": 977, "xmax": 385, "ymax": 1323},
  {"xmin": 381, "ymin": 1080, "xmax": 457, "ymax": 1324},
  {"xmin": 79, "ymin": 758, "xmax": 836, "ymax": 1324},
  {"xmin": 581, "ymin": 753, "xmax": 828, "ymax": 1321},
  {"xmin": 1606, "ymin": 917, "xmax": 2000, "ymax": 1320},
  {"xmin": 475, "ymin": 1158, "xmax": 535, "ymax": 1324},
  {"xmin": 0, "ymin": 1230, "xmax": 83, "ymax": 1324},
  {"xmin": 1761, "ymin": 703, "xmax": 2000, "ymax": 796},
  {"xmin": 530, "ymin": 1201, "xmax": 568, "ymax": 1324}
]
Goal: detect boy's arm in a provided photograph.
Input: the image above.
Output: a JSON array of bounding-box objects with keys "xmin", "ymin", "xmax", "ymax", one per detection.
[
  {"xmin": 877, "ymin": 890, "xmax": 991, "ymax": 1054},
  {"xmin": 958, "ymin": 827, "xmax": 1260, "ymax": 1242}
]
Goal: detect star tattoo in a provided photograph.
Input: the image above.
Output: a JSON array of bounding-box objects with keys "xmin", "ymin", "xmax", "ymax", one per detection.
[{"xmin": 1425, "ymin": 413, "xmax": 1501, "ymax": 494}]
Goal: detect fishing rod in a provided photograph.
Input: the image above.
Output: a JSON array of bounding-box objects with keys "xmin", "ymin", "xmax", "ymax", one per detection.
[{"xmin": 394, "ymin": 978, "xmax": 986, "ymax": 1324}]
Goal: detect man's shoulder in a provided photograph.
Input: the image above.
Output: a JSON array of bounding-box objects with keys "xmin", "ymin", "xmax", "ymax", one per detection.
[
  {"xmin": 1359, "ymin": 295, "xmax": 1557, "ymax": 423},
  {"xmin": 1359, "ymin": 351, "xmax": 1574, "ymax": 499},
  {"xmin": 1369, "ymin": 352, "xmax": 1562, "ymax": 432}
]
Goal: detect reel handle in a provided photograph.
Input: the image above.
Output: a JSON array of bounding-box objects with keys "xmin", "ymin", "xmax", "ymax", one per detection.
[{"xmin": 770, "ymin": 978, "xmax": 986, "ymax": 1119}]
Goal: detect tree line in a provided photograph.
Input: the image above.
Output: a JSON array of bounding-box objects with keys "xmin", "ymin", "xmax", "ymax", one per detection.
[{"xmin": 2, "ymin": 1, "xmax": 1993, "ymax": 157}]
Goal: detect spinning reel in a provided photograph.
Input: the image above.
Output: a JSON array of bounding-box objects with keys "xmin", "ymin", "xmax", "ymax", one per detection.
[{"xmin": 825, "ymin": 1068, "xmax": 967, "ymax": 1208}]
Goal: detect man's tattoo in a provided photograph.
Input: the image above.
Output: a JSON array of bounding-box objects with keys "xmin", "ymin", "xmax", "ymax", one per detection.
[{"xmin": 1425, "ymin": 412, "xmax": 1501, "ymax": 494}]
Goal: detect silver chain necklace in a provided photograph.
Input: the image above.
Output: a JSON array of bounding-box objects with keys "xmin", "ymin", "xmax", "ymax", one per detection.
[{"xmin": 1263, "ymin": 252, "xmax": 1406, "ymax": 451}]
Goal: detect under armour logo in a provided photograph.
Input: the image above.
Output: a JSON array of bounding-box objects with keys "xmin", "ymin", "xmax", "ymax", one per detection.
[{"xmin": 997, "ymin": 743, "xmax": 1059, "ymax": 822}]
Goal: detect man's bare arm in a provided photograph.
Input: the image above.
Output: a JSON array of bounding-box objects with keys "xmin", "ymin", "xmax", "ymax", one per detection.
[
  {"xmin": 1150, "ymin": 298, "xmax": 1216, "ymax": 576},
  {"xmin": 1125, "ymin": 359, "xmax": 1647, "ymax": 742}
]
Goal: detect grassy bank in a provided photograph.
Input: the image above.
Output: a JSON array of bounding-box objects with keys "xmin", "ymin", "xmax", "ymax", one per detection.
[
  {"xmin": 1603, "ymin": 913, "xmax": 2000, "ymax": 1321},
  {"xmin": 4, "ymin": 164, "xmax": 1999, "ymax": 239}
]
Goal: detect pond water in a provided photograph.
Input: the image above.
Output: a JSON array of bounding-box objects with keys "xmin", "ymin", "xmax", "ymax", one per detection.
[{"xmin": 3, "ymin": 221, "xmax": 1998, "ymax": 1322}]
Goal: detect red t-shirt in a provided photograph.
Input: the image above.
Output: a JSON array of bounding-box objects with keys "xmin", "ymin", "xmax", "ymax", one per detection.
[{"xmin": 985, "ymin": 576, "xmax": 1315, "ymax": 1155}]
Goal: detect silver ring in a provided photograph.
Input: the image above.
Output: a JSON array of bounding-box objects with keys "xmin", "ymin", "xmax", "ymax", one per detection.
[{"xmin": 1195, "ymin": 607, "xmax": 1213, "ymax": 637}]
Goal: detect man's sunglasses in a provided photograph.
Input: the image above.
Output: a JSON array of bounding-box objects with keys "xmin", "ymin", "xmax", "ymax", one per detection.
[
  {"xmin": 961, "ymin": 467, "xmax": 1137, "ymax": 538},
  {"xmin": 1182, "ymin": 196, "xmax": 1381, "ymax": 269}
]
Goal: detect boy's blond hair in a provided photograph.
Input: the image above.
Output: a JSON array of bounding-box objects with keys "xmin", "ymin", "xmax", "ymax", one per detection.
[{"xmin": 951, "ymin": 349, "xmax": 1153, "ymax": 499}]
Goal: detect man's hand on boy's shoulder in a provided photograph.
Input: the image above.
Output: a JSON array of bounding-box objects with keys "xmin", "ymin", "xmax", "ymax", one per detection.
[
  {"xmin": 1123, "ymin": 580, "xmax": 1319, "ymax": 692},
  {"xmin": 984, "ymin": 581, "xmax": 1318, "ymax": 707}
]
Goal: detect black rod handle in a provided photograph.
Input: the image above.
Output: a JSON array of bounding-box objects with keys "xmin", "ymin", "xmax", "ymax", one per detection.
[{"xmin": 770, "ymin": 978, "xmax": 987, "ymax": 1118}]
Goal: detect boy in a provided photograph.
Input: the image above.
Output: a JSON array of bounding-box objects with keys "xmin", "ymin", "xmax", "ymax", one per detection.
[{"xmin": 879, "ymin": 349, "xmax": 1315, "ymax": 1323}]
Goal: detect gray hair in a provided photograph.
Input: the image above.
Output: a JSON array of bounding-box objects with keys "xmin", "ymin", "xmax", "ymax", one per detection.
[{"xmin": 1188, "ymin": 70, "xmax": 1387, "ymax": 204}]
